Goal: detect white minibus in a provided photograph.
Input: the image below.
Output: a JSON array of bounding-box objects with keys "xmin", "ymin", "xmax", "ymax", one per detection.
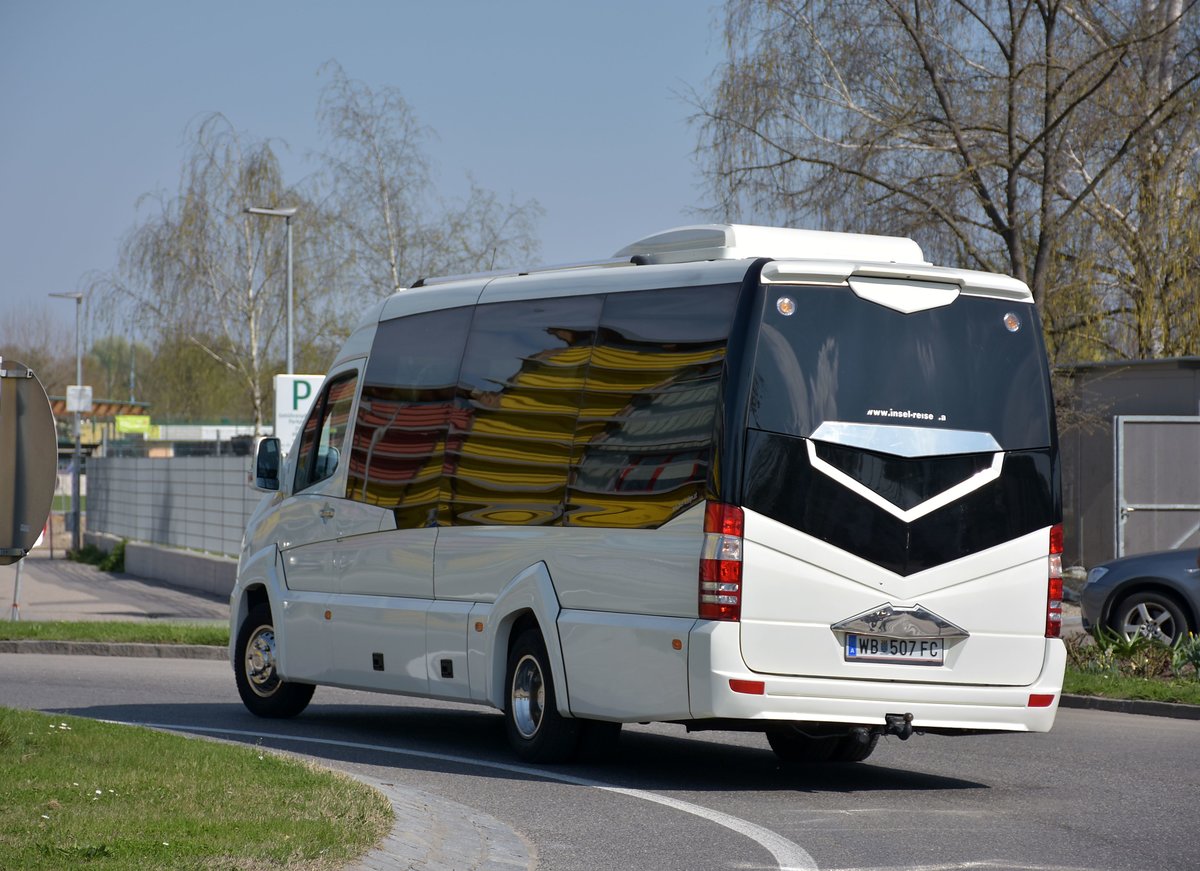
[{"xmin": 232, "ymin": 224, "xmax": 1066, "ymax": 764}]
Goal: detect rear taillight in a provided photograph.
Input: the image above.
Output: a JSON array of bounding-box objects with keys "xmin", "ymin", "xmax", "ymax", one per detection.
[
  {"xmin": 1047, "ymin": 523, "xmax": 1064, "ymax": 638},
  {"xmin": 700, "ymin": 502, "xmax": 743, "ymax": 621}
]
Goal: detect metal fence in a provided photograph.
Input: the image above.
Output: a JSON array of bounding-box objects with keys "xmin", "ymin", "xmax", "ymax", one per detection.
[
  {"xmin": 1115, "ymin": 416, "xmax": 1200, "ymax": 557},
  {"xmin": 86, "ymin": 457, "xmax": 263, "ymax": 557}
]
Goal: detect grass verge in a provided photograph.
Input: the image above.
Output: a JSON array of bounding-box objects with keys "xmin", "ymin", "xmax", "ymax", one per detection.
[
  {"xmin": 0, "ymin": 622, "xmax": 228, "ymax": 647},
  {"xmin": 51, "ymin": 495, "xmax": 86, "ymax": 512},
  {"xmin": 0, "ymin": 707, "xmax": 392, "ymax": 871},
  {"xmin": 1063, "ymin": 668, "xmax": 1200, "ymax": 705}
]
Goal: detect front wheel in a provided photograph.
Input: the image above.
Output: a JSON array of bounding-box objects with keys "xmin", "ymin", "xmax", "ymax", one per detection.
[
  {"xmin": 234, "ymin": 603, "xmax": 314, "ymax": 718},
  {"xmin": 504, "ymin": 628, "xmax": 580, "ymax": 763}
]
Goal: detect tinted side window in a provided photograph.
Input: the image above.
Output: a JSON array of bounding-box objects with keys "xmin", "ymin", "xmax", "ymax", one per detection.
[
  {"xmin": 346, "ymin": 307, "xmax": 472, "ymax": 528},
  {"xmin": 293, "ymin": 373, "xmax": 358, "ymax": 494},
  {"xmin": 567, "ymin": 284, "xmax": 738, "ymax": 528},
  {"xmin": 443, "ymin": 296, "xmax": 602, "ymax": 525}
]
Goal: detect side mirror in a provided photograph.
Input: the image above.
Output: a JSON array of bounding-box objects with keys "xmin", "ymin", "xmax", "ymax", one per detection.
[
  {"xmin": 314, "ymin": 445, "xmax": 340, "ymax": 481},
  {"xmin": 253, "ymin": 437, "xmax": 282, "ymax": 492}
]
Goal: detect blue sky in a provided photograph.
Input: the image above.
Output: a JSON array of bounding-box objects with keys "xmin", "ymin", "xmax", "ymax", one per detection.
[{"xmin": 0, "ymin": 0, "xmax": 725, "ymax": 338}]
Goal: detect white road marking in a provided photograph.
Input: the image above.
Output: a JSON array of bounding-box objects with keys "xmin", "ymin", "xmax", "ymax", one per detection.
[{"xmin": 120, "ymin": 721, "xmax": 819, "ymax": 871}]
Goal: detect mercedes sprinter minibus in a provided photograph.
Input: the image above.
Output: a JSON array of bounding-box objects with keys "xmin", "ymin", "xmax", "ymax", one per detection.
[{"xmin": 232, "ymin": 223, "xmax": 1065, "ymax": 764}]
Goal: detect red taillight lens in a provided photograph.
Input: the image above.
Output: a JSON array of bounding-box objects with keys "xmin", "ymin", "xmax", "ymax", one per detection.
[
  {"xmin": 1047, "ymin": 523, "xmax": 1064, "ymax": 638},
  {"xmin": 700, "ymin": 502, "xmax": 744, "ymax": 621},
  {"xmin": 729, "ymin": 679, "xmax": 765, "ymax": 695}
]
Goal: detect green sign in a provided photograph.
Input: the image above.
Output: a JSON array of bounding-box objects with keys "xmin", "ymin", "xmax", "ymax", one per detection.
[{"xmin": 115, "ymin": 414, "xmax": 153, "ymax": 434}]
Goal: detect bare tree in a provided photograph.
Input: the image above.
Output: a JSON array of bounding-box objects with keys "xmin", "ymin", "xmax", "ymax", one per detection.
[
  {"xmin": 0, "ymin": 304, "xmax": 74, "ymax": 394},
  {"xmin": 698, "ymin": 0, "xmax": 1200, "ymax": 362},
  {"xmin": 1067, "ymin": 0, "xmax": 1200, "ymax": 358},
  {"xmin": 316, "ymin": 62, "xmax": 542, "ymax": 298},
  {"xmin": 106, "ymin": 114, "xmax": 310, "ymax": 430},
  {"xmin": 99, "ymin": 68, "xmax": 545, "ymax": 428}
]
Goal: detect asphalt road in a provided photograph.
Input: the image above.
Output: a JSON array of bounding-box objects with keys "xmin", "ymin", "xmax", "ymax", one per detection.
[{"xmin": 3, "ymin": 652, "xmax": 1198, "ymax": 871}]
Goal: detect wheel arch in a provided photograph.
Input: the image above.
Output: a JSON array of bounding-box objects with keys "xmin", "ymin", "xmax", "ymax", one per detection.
[
  {"xmin": 483, "ymin": 562, "xmax": 571, "ymax": 717},
  {"xmin": 229, "ymin": 544, "xmax": 285, "ymax": 668}
]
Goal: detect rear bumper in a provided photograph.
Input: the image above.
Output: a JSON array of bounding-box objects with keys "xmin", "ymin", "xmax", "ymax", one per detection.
[{"xmin": 687, "ymin": 621, "xmax": 1067, "ymax": 733}]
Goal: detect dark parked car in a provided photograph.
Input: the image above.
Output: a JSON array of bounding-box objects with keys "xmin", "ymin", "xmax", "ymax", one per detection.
[{"xmin": 1081, "ymin": 547, "xmax": 1200, "ymax": 644}]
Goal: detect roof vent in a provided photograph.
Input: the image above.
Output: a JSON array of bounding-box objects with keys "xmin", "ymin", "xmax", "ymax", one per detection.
[{"xmin": 614, "ymin": 223, "xmax": 925, "ymax": 266}]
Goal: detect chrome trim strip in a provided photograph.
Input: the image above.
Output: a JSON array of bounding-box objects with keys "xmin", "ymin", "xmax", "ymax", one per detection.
[
  {"xmin": 806, "ymin": 440, "xmax": 1004, "ymax": 523},
  {"xmin": 810, "ymin": 421, "xmax": 1001, "ymax": 457},
  {"xmin": 832, "ymin": 603, "xmax": 969, "ymax": 640}
]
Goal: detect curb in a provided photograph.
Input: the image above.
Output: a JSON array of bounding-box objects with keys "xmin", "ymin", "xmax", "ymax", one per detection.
[
  {"xmin": 1060, "ymin": 693, "xmax": 1200, "ymax": 720},
  {"xmin": 343, "ymin": 777, "xmax": 533, "ymax": 871},
  {"xmin": 0, "ymin": 640, "xmax": 227, "ymax": 660}
]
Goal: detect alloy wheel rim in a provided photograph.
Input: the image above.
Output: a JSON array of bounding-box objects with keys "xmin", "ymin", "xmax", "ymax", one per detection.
[
  {"xmin": 511, "ymin": 654, "xmax": 545, "ymax": 739},
  {"xmin": 1122, "ymin": 602, "xmax": 1176, "ymax": 643},
  {"xmin": 246, "ymin": 625, "xmax": 281, "ymax": 697}
]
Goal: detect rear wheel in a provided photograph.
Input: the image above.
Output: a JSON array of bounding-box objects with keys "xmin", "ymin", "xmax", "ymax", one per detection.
[
  {"xmin": 766, "ymin": 724, "xmax": 838, "ymax": 764},
  {"xmin": 234, "ymin": 603, "xmax": 314, "ymax": 718},
  {"xmin": 830, "ymin": 730, "xmax": 879, "ymax": 763},
  {"xmin": 504, "ymin": 628, "xmax": 580, "ymax": 763},
  {"xmin": 767, "ymin": 724, "xmax": 878, "ymax": 764}
]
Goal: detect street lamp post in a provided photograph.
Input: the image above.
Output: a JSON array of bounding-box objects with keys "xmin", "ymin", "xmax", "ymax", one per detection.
[
  {"xmin": 48, "ymin": 292, "xmax": 83, "ymax": 553},
  {"xmin": 243, "ymin": 206, "xmax": 297, "ymax": 374}
]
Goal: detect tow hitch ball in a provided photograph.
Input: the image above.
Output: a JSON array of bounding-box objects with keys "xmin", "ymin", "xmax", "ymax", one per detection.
[{"xmin": 884, "ymin": 712, "xmax": 915, "ymax": 740}]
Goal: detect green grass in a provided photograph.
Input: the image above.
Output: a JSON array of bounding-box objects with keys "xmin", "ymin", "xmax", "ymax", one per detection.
[
  {"xmin": 0, "ymin": 707, "xmax": 392, "ymax": 870},
  {"xmin": 0, "ymin": 622, "xmax": 228, "ymax": 647},
  {"xmin": 69, "ymin": 540, "xmax": 126, "ymax": 572},
  {"xmin": 1064, "ymin": 667, "xmax": 1200, "ymax": 705},
  {"xmin": 51, "ymin": 495, "xmax": 86, "ymax": 512}
]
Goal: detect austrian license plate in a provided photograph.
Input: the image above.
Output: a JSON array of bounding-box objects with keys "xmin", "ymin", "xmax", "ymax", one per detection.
[{"xmin": 845, "ymin": 634, "xmax": 944, "ymax": 665}]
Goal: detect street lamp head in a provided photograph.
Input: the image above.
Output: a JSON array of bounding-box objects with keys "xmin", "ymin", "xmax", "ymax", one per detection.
[
  {"xmin": 48, "ymin": 292, "xmax": 84, "ymax": 301},
  {"xmin": 244, "ymin": 205, "xmax": 297, "ymax": 375},
  {"xmin": 244, "ymin": 206, "xmax": 298, "ymax": 218}
]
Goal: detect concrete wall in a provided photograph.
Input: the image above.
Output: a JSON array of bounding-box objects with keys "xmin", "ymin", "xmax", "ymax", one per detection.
[
  {"xmin": 84, "ymin": 531, "xmax": 238, "ymax": 599},
  {"xmin": 124, "ymin": 540, "xmax": 237, "ymax": 598}
]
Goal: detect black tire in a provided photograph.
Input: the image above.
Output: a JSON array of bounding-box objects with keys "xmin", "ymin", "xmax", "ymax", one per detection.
[
  {"xmin": 1109, "ymin": 591, "xmax": 1191, "ymax": 645},
  {"xmin": 766, "ymin": 724, "xmax": 839, "ymax": 764},
  {"xmin": 234, "ymin": 603, "xmax": 315, "ymax": 718},
  {"xmin": 830, "ymin": 730, "xmax": 879, "ymax": 763},
  {"xmin": 504, "ymin": 628, "xmax": 580, "ymax": 763}
]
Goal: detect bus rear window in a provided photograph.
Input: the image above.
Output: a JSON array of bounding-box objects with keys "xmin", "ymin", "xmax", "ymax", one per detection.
[{"xmin": 748, "ymin": 286, "xmax": 1052, "ymax": 452}]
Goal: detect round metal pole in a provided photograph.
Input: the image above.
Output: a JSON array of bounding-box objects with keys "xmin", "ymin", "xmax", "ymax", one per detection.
[
  {"xmin": 286, "ymin": 214, "xmax": 294, "ymax": 375},
  {"xmin": 10, "ymin": 558, "xmax": 23, "ymax": 621},
  {"xmin": 72, "ymin": 296, "xmax": 82, "ymax": 554}
]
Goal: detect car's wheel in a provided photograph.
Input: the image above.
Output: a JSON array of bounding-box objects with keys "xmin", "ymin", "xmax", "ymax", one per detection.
[
  {"xmin": 1109, "ymin": 591, "xmax": 1191, "ymax": 644},
  {"xmin": 830, "ymin": 730, "xmax": 879, "ymax": 762},
  {"xmin": 234, "ymin": 603, "xmax": 314, "ymax": 718},
  {"xmin": 766, "ymin": 724, "xmax": 839, "ymax": 764},
  {"xmin": 504, "ymin": 628, "xmax": 580, "ymax": 763}
]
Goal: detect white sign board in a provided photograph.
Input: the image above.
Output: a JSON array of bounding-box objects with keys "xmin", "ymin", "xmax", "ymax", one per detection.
[
  {"xmin": 65, "ymin": 385, "xmax": 93, "ymax": 413},
  {"xmin": 273, "ymin": 374, "xmax": 324, "ymax": 455}
]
